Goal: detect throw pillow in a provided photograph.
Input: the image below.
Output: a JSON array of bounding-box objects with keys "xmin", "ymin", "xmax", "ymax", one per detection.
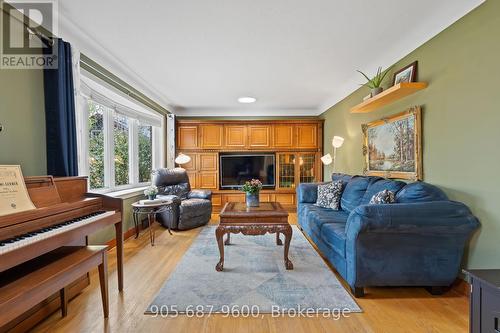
[
  {"xmin": 369, "ymin": 189, "xmax": 396, "ymax": 204},
  {"xmin": 315, "ymin": 183, "xmax": 333, "ymax": 208},
  {"xmin": 329, "ymin": 180, "xmax": 343, "ymax": 210},
  {"xmin": 315, "ymin": 181, "xmax": 344, "ymax": 210}
]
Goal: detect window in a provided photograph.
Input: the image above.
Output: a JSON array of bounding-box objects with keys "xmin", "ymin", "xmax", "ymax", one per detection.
[
  {"xmin": 88, "ymin": 101, "xmax": 106, "ymax": 189},
  {"xmin": 138, "ymin": 124, "xmax": 153, "ymax": 183},
  {"xmin": 113, "ymin": 113, "xmax": 130, "ymax": 186},
  {"xmin": 77, "ymin": 74, "xmax": 164, "ymax": 193}
]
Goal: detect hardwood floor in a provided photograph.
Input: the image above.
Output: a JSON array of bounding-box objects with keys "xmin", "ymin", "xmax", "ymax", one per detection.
[{"xmin": 32, "ymin": 214, "xmax": 469, "ymax": 333}]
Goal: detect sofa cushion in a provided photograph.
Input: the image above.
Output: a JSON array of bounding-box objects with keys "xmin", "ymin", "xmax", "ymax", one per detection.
[
  {"xmin": 396, "ymin": 181, "xmax": 448, "ymax": 203},
  {"xmin": 360, "ymin": 178, "xmax": 406, "ymax": 205},
  {"xmin": 306, "ymin": 208, "xmax": 349, "ymax": 243},
  {"xmin": 320, "ymin": 223, "xmax": 347, "ymax": 257},
  {"xmin": 340, "ymin": 176, "xmax": 372, "ymax": 212},
  {"xmin": 331, "ymin": 173, "xmax": 352, "ymax": 185}
]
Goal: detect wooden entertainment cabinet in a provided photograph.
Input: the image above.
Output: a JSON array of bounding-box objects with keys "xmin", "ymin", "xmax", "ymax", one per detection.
[{"xmin": 175, "ymin": 119, "xmax": 324, "ymax": 211}]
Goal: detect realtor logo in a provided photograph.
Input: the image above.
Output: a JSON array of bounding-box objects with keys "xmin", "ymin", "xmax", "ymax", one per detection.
[{"xmin": 1, "ymin": 0, "xmax": 58, "ymax": 69}]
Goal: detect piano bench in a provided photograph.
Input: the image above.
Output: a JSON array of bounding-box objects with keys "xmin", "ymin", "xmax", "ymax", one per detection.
[{"xmin": 0, "ymin": 246, "xmax": 109, "ymax": 327}]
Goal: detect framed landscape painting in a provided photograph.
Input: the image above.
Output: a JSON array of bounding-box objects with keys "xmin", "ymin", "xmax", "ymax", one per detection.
[{"xmin": 362, "ymin": 107, "xmax": 422, "ymax": 180}]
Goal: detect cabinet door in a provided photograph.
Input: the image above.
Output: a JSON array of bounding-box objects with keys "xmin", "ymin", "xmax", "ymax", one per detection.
[
  {"xmin": 187, "ymin": 171, "xmax": 198, "ymax": 188},
  {"xmin": 211, "ymin": 194, "xmax": 222, "ymax": 207},
  {"xmin": 198, "ymin": 171, "xmax": 218, "ymax": 189},
  {"xmin": 248, "ymin": 125, "xmax": 271, "ymax": 148},
  {"xmin": 299, "ymin": 153, "xmax": 319, "ymax": 183},
  {"xmin": 198, "ymin": 153, "xmax": 217, "ymax": 171},
  {"xmin": 277, "ymin": 153, "xmax": 296, "ymax": 189},
  {"xmin": 177, "ymin": 125, "xmax": 198, "ymax": 149},
  {"xmin": 273, "ymin": 125, "xmax": 294, "ymax": 148},
  {"xmin": 224, "ymin": 125, "xmax": 247, "ymax": 148},
  {"xmin": 296, "ymin": 124, "xmax": 318, "ymax": 149},
  {"xmin": 200, "ymin": 124, "xmax": 223, "ymax": 148}
]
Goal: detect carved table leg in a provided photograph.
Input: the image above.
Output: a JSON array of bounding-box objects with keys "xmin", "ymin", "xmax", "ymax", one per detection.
[
  {"xmin": 215, "ymin": 226, "xmax": 225, "ymax": 271},
  {"xmin": 276, "ymin": 232, "xmax": 283, "ymax": 246},
  {"xmin": 225, "ymin": 233, "xmax": 231, "ymax": 245},
  {"xmin": 283, "ymin": 225, "xmax": 293, "ymax": 270},
  {"xmin": 133, "ymin": 210, "xmax": 140, "ymax": 239},
  {"xmin": 148, "ymin": 213, "xmax": 155, "ymax": 246}
]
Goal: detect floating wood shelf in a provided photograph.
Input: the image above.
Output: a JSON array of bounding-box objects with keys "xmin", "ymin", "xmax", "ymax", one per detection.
[{"xmin": 350, "ymin": 82, "xmax": 428, "ymax": 113}]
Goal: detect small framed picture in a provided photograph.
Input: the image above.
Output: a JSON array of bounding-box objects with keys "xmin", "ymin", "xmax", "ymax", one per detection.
[{"xmin": 392, "ymin": 61, "xmax": 418, "ymax": 86}]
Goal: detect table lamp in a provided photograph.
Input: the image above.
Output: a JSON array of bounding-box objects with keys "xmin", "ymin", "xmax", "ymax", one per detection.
[{"xmin": 175, "ymin": 153, "xmax": 191, "ymax": 168}]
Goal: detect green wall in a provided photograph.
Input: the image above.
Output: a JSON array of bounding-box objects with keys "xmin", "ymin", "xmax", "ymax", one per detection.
[
  {"xmin": 321, "ymin": 0, "xmax": 500, "ymax": 269},
  {"xmin": 0, "ymin": 9, "xmax": 46, "ymax": 176}
]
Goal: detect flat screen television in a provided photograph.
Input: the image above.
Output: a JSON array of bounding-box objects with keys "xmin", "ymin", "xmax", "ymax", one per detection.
[{"xmin": 220, "ymin": 154, "xmax": 275, "ymax": 189}]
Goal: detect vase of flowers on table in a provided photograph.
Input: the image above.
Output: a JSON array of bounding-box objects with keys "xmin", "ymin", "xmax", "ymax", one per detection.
[
  {"xmin": 144, "ymin": 185, "xmax": 159, "ymax": 200},
  {"xmin": 241, "ymin": 179, "xmax": 262, "ymax": 207}
]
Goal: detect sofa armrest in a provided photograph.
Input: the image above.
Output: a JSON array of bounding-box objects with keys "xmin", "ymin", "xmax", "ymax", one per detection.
[
  {"xmin": 157, "ymin": 194, "xmax": 182, "ymax": 205},
  {"xmin": 297, "ymin": 182, "xmax": 329, "ymax": 203},
  {"xmin": 188, "ymin": 189, "xmax": 212, "ymax": 200},
  {"xmin": 346, "ymin": 201, "xmax": 480, "ymax": 239}
]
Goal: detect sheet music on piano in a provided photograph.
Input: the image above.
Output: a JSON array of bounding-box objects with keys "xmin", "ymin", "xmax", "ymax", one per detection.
[{"xmin": 0, "ymin": 165, "xmax": 36, "ymax": 217}]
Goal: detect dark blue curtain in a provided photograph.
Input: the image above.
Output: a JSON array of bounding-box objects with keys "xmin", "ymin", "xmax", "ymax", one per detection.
[{"xmin": 43, "ymin": 38, "xmax": 78, "ymax": 176}]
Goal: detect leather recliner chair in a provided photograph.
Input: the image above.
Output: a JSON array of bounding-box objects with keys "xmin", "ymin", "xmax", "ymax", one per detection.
[{"xmin": 152, "ymin": 168, "xmax": 212, "ymax": 230}]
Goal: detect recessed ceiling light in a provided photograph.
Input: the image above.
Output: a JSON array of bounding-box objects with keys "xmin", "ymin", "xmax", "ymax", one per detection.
[{"xmin": 238, "ymin": 96, "xmax": 257, "ymax": 104}]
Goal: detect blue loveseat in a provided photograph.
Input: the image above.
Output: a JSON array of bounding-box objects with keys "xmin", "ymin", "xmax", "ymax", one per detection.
[{"xmin": 297, "ymin": 173, "xmax": 480, "ymax": 297}]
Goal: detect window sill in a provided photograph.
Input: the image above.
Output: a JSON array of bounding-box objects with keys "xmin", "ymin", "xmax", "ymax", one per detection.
[{"xmin": 95, "ymin": 186, "xmax": 148, "ymax": 199}]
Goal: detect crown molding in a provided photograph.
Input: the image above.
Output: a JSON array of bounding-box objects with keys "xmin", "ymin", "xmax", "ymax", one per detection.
[{"xmin": 174, "ymin": 107, "xmax": 320, "ymax": 117}]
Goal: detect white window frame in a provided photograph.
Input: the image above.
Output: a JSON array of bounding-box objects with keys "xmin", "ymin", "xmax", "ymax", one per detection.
[{"xmin": 76, "ymin": 74, "xmax": 165, "ymax": 194}]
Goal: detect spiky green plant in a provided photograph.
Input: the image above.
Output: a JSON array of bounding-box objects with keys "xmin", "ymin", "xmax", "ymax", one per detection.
[{"xmin": 357, "ymin": 66, "xmax": 393, "ymax": 89}]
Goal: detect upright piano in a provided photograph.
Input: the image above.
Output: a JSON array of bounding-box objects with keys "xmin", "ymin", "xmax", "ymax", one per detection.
[{"xmin": 0, "ymin": 176, "xmax": 123, "ymax": 331}]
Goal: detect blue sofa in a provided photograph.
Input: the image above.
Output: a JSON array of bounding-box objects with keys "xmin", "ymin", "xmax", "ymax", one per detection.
[{"xmin": 297, "ymin": 173, "xmax": 480, "ymax": 297}]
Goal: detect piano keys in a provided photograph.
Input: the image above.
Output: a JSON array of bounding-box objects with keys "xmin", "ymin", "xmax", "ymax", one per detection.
[{"xmin": 0, "ymin": 176, "xmax": 124, "ymax": 332}]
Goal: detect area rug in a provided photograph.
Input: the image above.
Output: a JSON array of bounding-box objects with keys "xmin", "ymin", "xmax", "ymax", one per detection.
[{"xmin": 146, "ymin": 226, "xmax": 361, "ymax": 314}]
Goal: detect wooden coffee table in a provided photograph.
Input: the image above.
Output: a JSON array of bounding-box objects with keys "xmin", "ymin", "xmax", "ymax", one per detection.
[{"xmin": 215, "ymin": 202, "xmax": 293, "ymax": 272}]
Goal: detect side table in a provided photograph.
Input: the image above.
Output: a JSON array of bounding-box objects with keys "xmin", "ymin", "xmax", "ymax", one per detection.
[{"xmin": 131, "ymin": 200, "xmax": 173, "ymax": 246}]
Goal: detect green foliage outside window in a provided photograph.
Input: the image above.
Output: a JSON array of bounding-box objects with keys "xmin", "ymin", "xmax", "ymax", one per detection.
[
  {"xmin": 114, "ymin": 114, "xmax": 129, "ymax": 186},
  {"xmin": 88, "ymin": 102, "xmax": 105, "ymax": 189},
  {"xmin": 138, "ymin": 125, "xmax": 153, "ymax": 183}
]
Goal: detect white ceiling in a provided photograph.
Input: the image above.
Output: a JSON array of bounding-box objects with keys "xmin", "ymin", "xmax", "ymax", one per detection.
[{"xmin": 57, "ymin": 0, "xmax": 484, "ymax": 116}]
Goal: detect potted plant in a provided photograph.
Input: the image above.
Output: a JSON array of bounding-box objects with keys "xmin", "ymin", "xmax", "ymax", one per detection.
[
  {"xmin": 241, "ymin": 179, "xmax": 263, "ymax": 207},
  {"xmin": 357, "ymin": 66, "xmax": 392, "ymax": 97},
  {"xmin": 144, "ymin": 185, "xmax": 159, "ymax": 200}
]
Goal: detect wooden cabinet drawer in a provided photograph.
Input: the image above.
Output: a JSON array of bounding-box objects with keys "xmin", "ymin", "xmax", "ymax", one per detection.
[
  {"xmin": 177, "ymin": 125, "xmax": 198, "ymax": 149},
  {"xmin": 275, "ymin": 193, "xmax": 295, "ymax": 205},
  {"xmin": 259, "ymin": 193, "xmax": 273, "ymax": 202},
  {"xmin": 223, "ymin": 194, "xmax": 245, "ymax": 203},
  {"xmin": 198, "ymin": 171, "xmax": 218, "ymax": 189},
  {"xmin": 198, "ymin": 153, "xmax": 217, "ymax": 171}
]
